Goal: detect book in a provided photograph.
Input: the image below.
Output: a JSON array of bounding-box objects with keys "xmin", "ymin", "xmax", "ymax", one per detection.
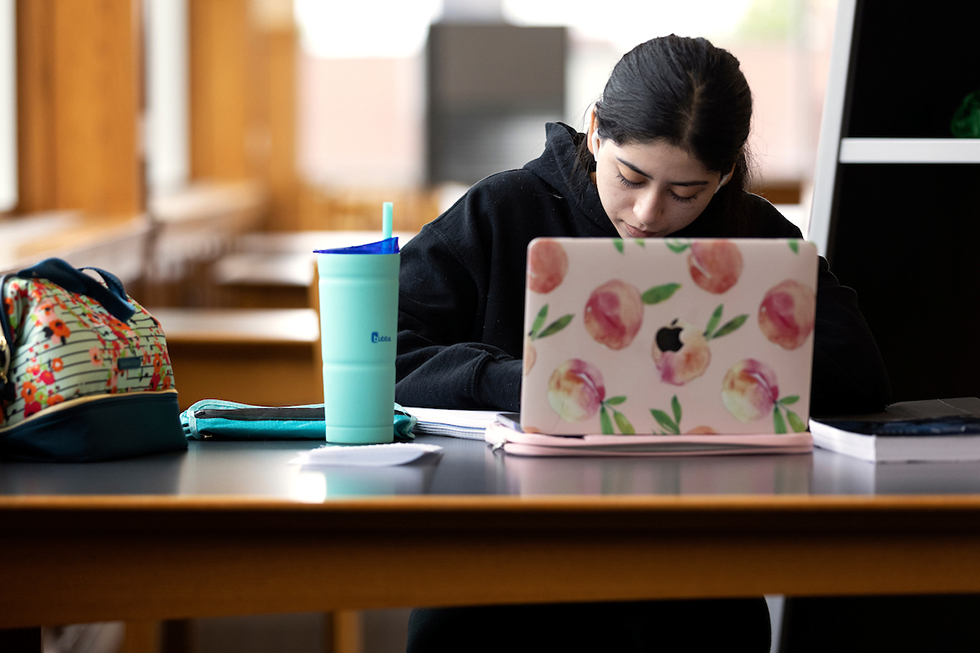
[
  {"xmin": 809, "ymin": 397, "xmax": 980, "ymax": 463},
  {"xmin": 401, "ymin": 407, "xmax": 502, "ymax": 440},
  {"xmin": 486, "ymin": 415, "xmax": 812, "ymax": 457}
]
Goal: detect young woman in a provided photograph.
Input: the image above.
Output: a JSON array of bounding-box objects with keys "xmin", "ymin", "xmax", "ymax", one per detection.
[
  {"xmin": 396, "ymin": 35, "xmax": 891, "ymax": 652},
  {"xmin": 396, "ymin": 35, "xmax": 890, "ymax": 417}
]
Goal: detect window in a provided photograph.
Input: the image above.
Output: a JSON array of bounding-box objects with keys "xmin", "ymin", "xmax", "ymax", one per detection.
[
  {"xmin": 144, "ymin": 0, "xmax": 189, "ymax": 197},
  {"xmin": 0, "ymin": 0, "xmax": 16, "ymax": 212}
]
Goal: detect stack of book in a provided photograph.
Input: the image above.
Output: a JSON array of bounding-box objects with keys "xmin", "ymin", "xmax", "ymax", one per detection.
[{"xmin": 809, "ymin": 397, "xmax": 980, "ymax": 463}]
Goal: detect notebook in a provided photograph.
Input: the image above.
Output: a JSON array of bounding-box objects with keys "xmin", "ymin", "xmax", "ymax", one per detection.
[{"xmin": 520, "ymin": 237, "xmax": 819, "ymax": 437}]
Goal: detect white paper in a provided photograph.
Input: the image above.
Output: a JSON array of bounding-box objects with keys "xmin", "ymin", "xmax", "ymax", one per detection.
[{"xmin": 290, "ymin": 442, "xmax": 443, "ymax": 467}]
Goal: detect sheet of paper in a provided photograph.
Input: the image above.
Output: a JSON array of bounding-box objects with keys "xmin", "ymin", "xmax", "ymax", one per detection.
[{"xmin": 290, "ymin": 442, "xmax": 443, "ymax": 467}]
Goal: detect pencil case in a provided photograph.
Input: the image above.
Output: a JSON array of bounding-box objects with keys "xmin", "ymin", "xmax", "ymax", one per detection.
[{"xmin": 180, "ymin": 399, "xmax": 417, "ymax": 441}]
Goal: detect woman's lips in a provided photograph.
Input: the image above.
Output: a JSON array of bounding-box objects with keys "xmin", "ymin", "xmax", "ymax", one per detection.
[{"xmin": 622, "ymin": 222, "xmax": 656, "ymax": 238}]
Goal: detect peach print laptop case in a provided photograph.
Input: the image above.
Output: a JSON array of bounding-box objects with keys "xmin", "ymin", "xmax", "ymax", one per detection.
[{"xmin": 520, "ymin": 238, "xmax": 819, "ymax": 436}]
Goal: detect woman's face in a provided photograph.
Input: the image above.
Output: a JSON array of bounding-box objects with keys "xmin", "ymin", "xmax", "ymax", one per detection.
[{"xmin": 591, "ymin": 136, "xmax": 729, "ymax": 239}]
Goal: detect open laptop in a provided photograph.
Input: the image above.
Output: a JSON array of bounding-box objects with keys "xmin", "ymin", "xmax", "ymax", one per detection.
[{"xmin": 520, "ymin": 237, "xmax": 818, "ymax": 436}]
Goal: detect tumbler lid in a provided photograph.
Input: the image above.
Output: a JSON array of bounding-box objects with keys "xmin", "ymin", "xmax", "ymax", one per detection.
[{"xmin": 314, "ymin": 237, "xmax": 399, "ymax": 255}]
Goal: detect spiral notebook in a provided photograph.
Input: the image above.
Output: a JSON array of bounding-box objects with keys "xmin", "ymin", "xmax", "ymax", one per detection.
[{"xmin": 519, "ymin": 237, "xmax": 819, "ymax": 438}]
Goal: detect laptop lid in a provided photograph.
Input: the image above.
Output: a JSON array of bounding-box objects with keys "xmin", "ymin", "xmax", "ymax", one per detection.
[{"xmin": 521, "ymin": 237, "xmax": 818, "ymax": 436}]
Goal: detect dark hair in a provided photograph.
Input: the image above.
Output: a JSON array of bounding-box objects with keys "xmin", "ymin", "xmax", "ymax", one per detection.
[{"xmin": 579, "ymin": 35, "xmax": 754, "ymax": 220}]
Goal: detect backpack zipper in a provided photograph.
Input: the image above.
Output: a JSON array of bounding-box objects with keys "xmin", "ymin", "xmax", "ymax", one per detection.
[{"xmin": 0, "ymin": 331, "xmax": 8, "ymax": 385}]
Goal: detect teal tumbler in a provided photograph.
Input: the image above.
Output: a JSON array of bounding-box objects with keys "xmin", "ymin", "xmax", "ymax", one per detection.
[{"xmin": 315, "ymin": 237, "xmax": 400, "ymax": 444}]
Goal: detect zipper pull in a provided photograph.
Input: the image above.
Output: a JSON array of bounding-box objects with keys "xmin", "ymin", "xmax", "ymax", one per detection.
[{"xmin": 0, "ymin": 332, "xmax": 9, "ymax": 385}]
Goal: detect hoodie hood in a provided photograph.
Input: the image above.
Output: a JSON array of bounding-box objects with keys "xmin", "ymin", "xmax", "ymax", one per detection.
[{"xmin": 523, "ymin": 122, "xmax": 617, "ymax": 237}]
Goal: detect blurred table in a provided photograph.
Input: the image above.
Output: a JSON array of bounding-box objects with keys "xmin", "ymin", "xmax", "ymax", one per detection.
[
  {"xmin": 149, "ymin": 307, "xmax": 322, "ymax": 409},
  {"xmin": 0, "ymin": 211, "xmax": 148, "ymax": 283},
  {"xmin": 3, "ymin": 437, "xmax": 980, "ymax": 629}
]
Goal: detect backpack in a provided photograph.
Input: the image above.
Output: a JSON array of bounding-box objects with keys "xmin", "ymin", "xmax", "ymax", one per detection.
[{"xmin": 0, "ymin": 258, "xmax": 186, "ymax": 461}]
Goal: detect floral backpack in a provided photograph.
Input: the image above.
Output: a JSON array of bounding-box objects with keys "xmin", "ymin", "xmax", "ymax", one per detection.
[{"xmin": 0, "ymin": 258, "xmax": 186, "ymax": 461}]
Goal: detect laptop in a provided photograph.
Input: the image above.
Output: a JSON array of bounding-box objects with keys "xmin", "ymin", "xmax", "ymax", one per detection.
[{"xmin": 520, "ymin": 237, "xmax": 818, "ymax": 436}]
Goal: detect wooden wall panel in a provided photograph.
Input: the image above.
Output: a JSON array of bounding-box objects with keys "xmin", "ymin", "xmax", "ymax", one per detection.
[
  {"xmin": 15, "ymin": 0, "xmax": 55, "ymax": 212},
  {"xmin": 189, "ymin": 0, "xmax": 254, "ymax": 181},
  {"xmin": 261, "ymin": 27, "xmax": 298, "ymax": 230},
  {"xmin": 98, "ymin": 0, "xmax": 143, "ymax": 215},
  {"xmin": 16, "ymin": 0, "xmax": 143, "ymax": 216},
  {"xmin": 189, "ymin": 0, "xmax": 304, "ymax": 230}
]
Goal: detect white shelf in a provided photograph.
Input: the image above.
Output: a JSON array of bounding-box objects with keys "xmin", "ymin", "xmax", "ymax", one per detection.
[{"xmin": 839, "ymin": 138, "xmax": 980, "ymax": 164}]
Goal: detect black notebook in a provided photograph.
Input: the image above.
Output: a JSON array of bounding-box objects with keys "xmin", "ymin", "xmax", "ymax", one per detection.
[{"xmin": 810, "ymin": 397, "xmax": 980, "ymax": 463}]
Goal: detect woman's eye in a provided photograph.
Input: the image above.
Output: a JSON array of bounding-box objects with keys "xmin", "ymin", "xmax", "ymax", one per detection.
[
  {"xmin": 669, "ymin": 189, "xmax": 699, "ymax": 204},
  {"xmin": 616, "ymin": 173, "xmax": 643, "ymax": 189}
]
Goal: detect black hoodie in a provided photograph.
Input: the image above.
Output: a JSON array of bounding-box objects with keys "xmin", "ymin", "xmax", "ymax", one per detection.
[{"xmin": 396, "ymin": 122, "xmax": 890, "ymax": 415}]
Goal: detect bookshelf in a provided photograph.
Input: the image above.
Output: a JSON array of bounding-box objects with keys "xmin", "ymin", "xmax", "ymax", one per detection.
[{"xmin": 808, "ymin": 0, "xmax": 980, "ymax": 402}]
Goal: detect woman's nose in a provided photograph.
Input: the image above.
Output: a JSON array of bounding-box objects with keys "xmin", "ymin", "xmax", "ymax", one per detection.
[{"xmin": 634, "ymin": 189, "xmax": 662, "ymax": 226}]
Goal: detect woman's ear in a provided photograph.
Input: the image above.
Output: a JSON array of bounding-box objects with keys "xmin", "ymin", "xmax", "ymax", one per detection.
[
  {"xmin": 714, "ymin": 164, "xmax": 736, "ymax": 195},
  {"xmin": 587, "ymin": 108, "xmax": 600, "ymax": 156}
]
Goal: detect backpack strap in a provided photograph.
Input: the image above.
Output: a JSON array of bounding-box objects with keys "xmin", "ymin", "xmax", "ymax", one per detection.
[
  {"xmin": 0, "ymin": 274, "xmax": 14, "ymax": 400},
  {"xmin": 15, "ymin": 258, "xmax": 136, "ymax": 322}
]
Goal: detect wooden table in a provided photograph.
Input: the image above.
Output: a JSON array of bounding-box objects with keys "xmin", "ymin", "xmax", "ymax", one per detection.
[{"xmin": 4, "ymin": 438, "xmax": 980, "ymax": 629}]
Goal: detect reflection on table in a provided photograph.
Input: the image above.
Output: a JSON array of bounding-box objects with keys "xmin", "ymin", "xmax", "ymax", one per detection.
[{"xmin": 6, "ymin": 435, "xmax": 980, "ymax": 499}]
